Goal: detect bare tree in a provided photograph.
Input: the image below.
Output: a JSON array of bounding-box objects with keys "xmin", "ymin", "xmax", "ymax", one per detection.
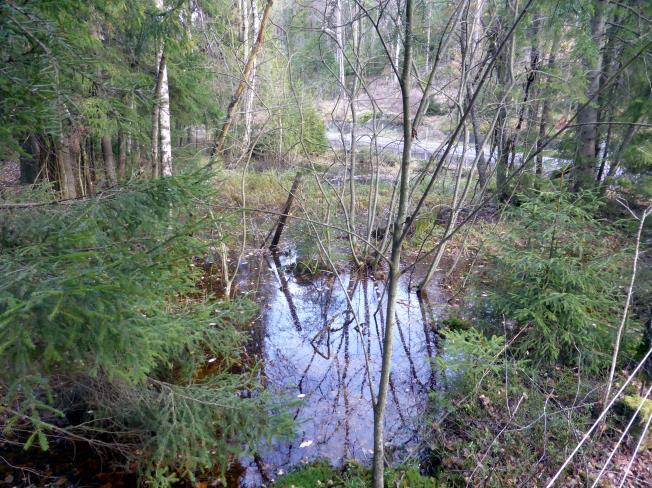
[{"xmin": 372, "ymin": 0, "xmax": 413, "ymax": 484}]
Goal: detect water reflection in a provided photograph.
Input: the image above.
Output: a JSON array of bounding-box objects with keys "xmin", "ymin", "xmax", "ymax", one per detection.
[{"xmin": 240, "ymin": 250, "xmax": 445, "ymax": 485}]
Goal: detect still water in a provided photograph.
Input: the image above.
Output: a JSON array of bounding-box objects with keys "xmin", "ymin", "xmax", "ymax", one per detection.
[{"xmin": 236, "ymin": 249, "xmax": 446, "ymax": 485}]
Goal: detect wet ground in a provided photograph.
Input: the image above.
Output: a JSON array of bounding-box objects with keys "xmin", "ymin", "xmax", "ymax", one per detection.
[
  {"xmin": 235, "ymin": 248, "xmax": 448, "ymax": 485},
  {"xmin": 326, "ymin": 121, "xmax": 569, "ymax": 172}
]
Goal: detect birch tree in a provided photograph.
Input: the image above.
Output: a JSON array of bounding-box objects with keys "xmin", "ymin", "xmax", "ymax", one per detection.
[
  {"xmin": 243, "ymin": 0, "xmax": 260, "ymax": 147},
  {"xmin": 153, "ymin": 0, "xmax": 173, "ymax": 177}
]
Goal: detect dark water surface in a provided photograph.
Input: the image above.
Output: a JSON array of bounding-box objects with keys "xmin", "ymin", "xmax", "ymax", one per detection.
[{"xmin": 236, "ymin": 249, "xmax": 447, "ymax": 485}]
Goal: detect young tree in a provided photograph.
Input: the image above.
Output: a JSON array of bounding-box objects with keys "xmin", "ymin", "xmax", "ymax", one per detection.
[{"xmin": 372, "ymin": 0, "xmax": 414, "ymax": 484}]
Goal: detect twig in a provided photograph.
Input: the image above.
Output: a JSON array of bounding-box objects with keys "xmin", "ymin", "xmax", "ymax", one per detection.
[
  {"xmin": 617, "ymin": 403, "xmax": 652, "ymax": 488},
  {"xmin": 545, "ymin": 346, "xmax": 652, "ymax": 487},
  {"xmin": 604, "ymin": 204, "xmax": 652, "ymax": 406}
]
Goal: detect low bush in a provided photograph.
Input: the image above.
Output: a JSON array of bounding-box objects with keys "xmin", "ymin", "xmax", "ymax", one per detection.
[
  {"xmin": 477, "ymin": 190, "xmax": 628, "ymax": 372},
  {"xmin": 429, "ymin": 328, "xmax": 596, "ymax": 486},
  {"xmin": 425, "ymin": 98, "xmax": 448, "ymax": 116},
  {"xmin": 0, "ymin": 173, "xmax": 290, "ymax": 485},
  {"xmin": 253, "ymin": 103, "xmax": 328, "ymax": 159},
  {"xmin": 274, "ymin": 461, "xmax": 439, "ymax": 487}
]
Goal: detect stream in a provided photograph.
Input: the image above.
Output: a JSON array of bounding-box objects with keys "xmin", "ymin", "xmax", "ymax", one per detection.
[
  {"xmin": 326, "ymin": 120, "xmax": 569, "ymax": 172},
  {"xmin": 236, "ymin": 248, "xmax": 448, "ymax": 485}
]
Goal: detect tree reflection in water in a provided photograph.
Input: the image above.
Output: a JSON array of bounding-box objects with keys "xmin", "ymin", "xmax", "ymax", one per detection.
[{"xmin": 240, "ymin": 249, "xmax": 446, "ymax": 485}]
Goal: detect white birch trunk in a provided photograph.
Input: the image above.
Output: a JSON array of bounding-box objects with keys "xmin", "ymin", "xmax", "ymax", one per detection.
[
  {"xmin": 151, "ymin": 48, "xmax": 162, "ymax": 178},
  {"xmin": 156, "ymin": 0, "xmax": 173, "ymax": 177},
  {"xmin": 244, "ymin": 0, "xmax": 259, "ymax": 147},
  {"xmin": 335, "ymin": 0, "xmax": 345, "ymax": 95},
  {"xmin": 158, "ymin": 58, "xmax": 172, "ymax": 176},
  {"xmin": 240, "ymin": 0, "xmax": 249, "ymax": 54}
]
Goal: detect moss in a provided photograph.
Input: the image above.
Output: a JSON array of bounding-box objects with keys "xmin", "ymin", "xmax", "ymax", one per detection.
[
  {"xmin": 620, "ymin": 395, "xmax": 652, "ymax": 424},
  {"xmin": 358, "ymin": 112, "xmax": 374, "ymax": 124},
  {"xmin": 274, "ymin": 462, "xmax": 443, "ymax": 487},
  {"xmin": 441, "ymin": 317, "xmax": 474, "ymax": 332},
  {"xmin": 384, "ymin": 466, "xmax": 441, "ymax": 487},
  {"xmin": 274, "ymin": 461, "xmax": 338, "ymax": 487}
]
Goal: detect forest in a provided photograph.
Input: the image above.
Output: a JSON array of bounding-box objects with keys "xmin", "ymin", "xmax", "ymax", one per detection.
[{"xmin": 0, "ymin": 0, "xmax": 651, "ymax": 486}]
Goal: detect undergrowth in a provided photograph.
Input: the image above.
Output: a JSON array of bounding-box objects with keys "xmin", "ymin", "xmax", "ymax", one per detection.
[
  {"xmin": 274, "ymin": 461, "xmax": 441, "ymax": 487},
  {"xmin": 0, "ymin": 172, "xmax": 291, "ymax": 485}
]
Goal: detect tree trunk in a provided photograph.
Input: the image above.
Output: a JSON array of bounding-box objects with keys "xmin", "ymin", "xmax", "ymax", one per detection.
[
  {"xmin": 158, "ymin": 53, "xmax": 173, "ymax": 177},
  {"xmin": 573, "ymin": 0, "xmax": 607, "ymax": 191},
  {"xmin": 210, "ymin": 0, "xmax": 274, "ymax": 159},
  {"xmin": 348, "ymin": 6, "xmax": 361, "ymax": 253},
  {"xmin": 244, "ymin": 0, "xmax": 259, "ymax": 147},
  {"xmin": 151, "ymin": 54, "xmax": 162, "ymax": 178},
  {"xmin": 240, "ymin": 0, "xmax": 250, "ymax": 145},
  {"xmin": 334, "ymin": 0, "xmax": 345, "ymax": 95},
  {"xmin": 459, "ymin": 2, "xmax": 488, "ymax": 189},
  {"xmin": 19, "ymin": 134, "xmax": 40, "ymax": 184},
  {"xmin": 151, "ymin": 0, "xmax": 172, "ymax": 178},
  {"xmin": 495, "ymin": 103, "xmax": 510, "ymax": 196},
  {"xmin": 372, "ymin": 0, "xmax": 413, "ymax": 484},
  {"xmin": 101, "ymin": 135, "xmax": 117, "ymax": 186},
  {"xmin": 605, "ymin": 122, "xmax": 637, "ymax": 179},
  {"xmin": 535, "ymin": 33, "xmax": 559, "ymax": 175},
  {"xmin": 469, "ymin": 96, "xmax": 488, "ymax": 188},
  {"xmin": 269, "ymin": 173, "xmax": 301, "ymax": 250},
  {"xmin": 80, "ymin": 143, "xmax": 95, "ymax": 196},
  {"xmin": 493, "ymin": 2, "xmax": 515, "ymax": 199},
  {"xmin": 57, "ymin": 134, "xmax": 79, "ymax": 199},
  {"xmin": 118, "ymin": 130, "xmax": 127, "ymax": 180},
  {"xmin": 508, "ymin": 9, "xmax": 541, "ymax": 170}
]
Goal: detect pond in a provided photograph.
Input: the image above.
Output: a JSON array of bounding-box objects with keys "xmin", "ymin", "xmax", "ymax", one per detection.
[{"xmin": 235, "ymin": 248, "xmax": 448, "ymax": 485}]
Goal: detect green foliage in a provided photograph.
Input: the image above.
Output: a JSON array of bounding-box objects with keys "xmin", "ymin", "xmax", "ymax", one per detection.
[
  {"xmin": 425, "ymin": 98, "xmax": 447, "ymax": 116},
  {"xmin": 254, "ymin": 102, "xmax": 328, "ymax": 158},
  {"xmin": 440, "ymin": 316, "xmax": 474, "ymax": 332},
  {"xmin": 275, "ymin": 461, "xmax": 339, "ymax": 487},
  {"xmin": 274, "ymin": 461, "xmax": 439, "ymax": 487},
  {"xmin": 0, "ymin": 0, "xmax": 218, "ymax": 165},
  {"xmin": 479, "ymin": 190, "xmax": 626, "ymax": 371},
  {"xmin": 429, "ymin": 325, "xmax": 596, "ymax": 486},
  {"xmin": 384, "ymin": 467, "xmax": 440, "ymax": 487},
  {"xmin": 433, "ymin": 328, "xmax": 505, "ymax": 395},
  {"xmin": 620, "ymin": 395, "xmax": 652, "ymax": 425},
  {"xmin": 296, "ymin": 105, "xmax": 329, "ymax": 154},
  {"xmin": 618, "ymin": 138, "xmax": 652, "ymax": 197},
  {"xmin": 358, "ymin": 112, "xmax": 375, "ymax": 124},
  {"xmin": 0, "ymin": 173, "xmax": 290, "ymax": 483},
  {"xmin": 281, "ymin": 3, "xmax": 336, "ymax": 86}
]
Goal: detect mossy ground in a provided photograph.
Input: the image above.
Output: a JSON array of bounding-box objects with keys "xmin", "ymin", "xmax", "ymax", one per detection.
[{"xmin": 274, "ymin": 461, "xmax": 444, "ymax": 487}]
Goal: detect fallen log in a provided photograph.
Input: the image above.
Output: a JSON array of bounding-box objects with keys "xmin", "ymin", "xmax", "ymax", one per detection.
[{"xmin": 269, "ymin": 173, "xmax": 301, "ymax": 250}]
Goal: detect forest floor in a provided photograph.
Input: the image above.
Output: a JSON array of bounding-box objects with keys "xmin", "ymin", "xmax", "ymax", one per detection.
[
  {"xmin": 0, "ymin": 161, "xmax": 20, "ymax": 197},
  {"xmin": 1, "ymin": 156, "xmax": 650, "ymax": 487}
]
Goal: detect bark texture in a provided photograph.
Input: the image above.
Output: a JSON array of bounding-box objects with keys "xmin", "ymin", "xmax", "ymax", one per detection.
[
  {"xmin": 101, "ymin": 135, "xmax": 117, "ymax": 185},
  {"xmin": 573, "ymin": 0, "xmax": 607, "ymax": 191}
]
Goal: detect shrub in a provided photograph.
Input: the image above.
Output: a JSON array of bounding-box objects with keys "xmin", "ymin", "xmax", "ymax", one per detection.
[
  {"xmin": 425, "ymin": 98, "xmax": 447, "ymax": 116},
  {"xmin": 478, "ymin": 190, "xmax": 626, "ymax": 372},
  {"xmin": 0, "ymin": 173, "xmax": 290, "ymax": 484},
  {"xmin": 253, "ymin": 102, "xmax": 328, "ymax": 159},
  {"xmin": 429, "ymin": 327, "xmax": 596, "ymax": 486},
  {"xmin": 275, "ymin": 461, "xmax": 438, "ymax": 487}
]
